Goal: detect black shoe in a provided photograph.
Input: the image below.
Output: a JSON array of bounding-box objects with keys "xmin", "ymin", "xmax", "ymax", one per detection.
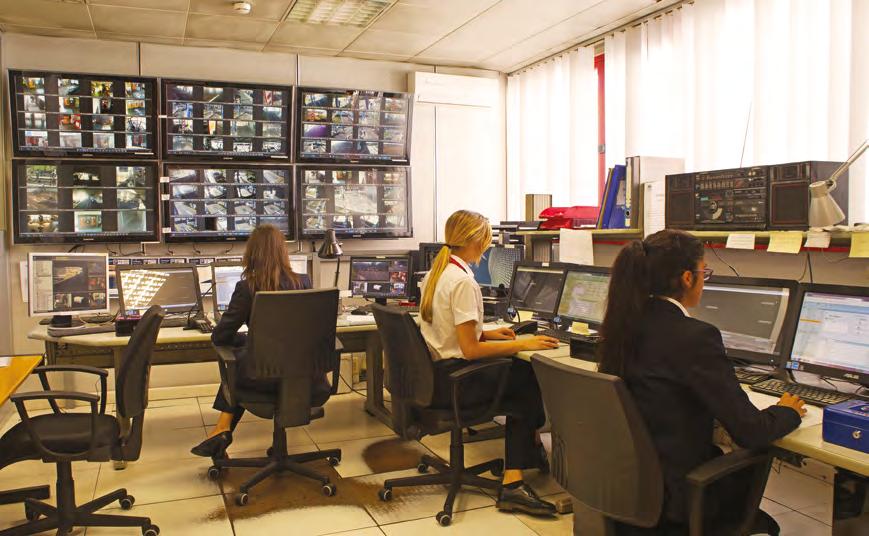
[
  {"xmin": 496, "ymin": 483, "xmax": 557, "ymax": 517},
  {"xmin": 750, "ymin": 509, "xmax": 780, "ymax": 536},
  {"xmin": 534, "ymin": 444, "xmax": 550, "ymax": 474},
  {"xmin": 191, "ymin": 431, "xmax": 232, "ymax": 458}
]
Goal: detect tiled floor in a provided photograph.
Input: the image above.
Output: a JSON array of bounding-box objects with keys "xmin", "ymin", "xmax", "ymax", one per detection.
[{"xmin": 0, "ymin": 393, "xmax": 837, "ymax": 535}]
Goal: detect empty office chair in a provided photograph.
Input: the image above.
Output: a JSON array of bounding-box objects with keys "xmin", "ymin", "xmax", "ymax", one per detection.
[
  {"xmin": 0, "ymin": 305, "xmax": 165, "ymax": 536},
  {"xmin": 208, "ymin": 289, "xmax": 343, "ymax": 505},
  {"xmin": 531, "ymin": 355, "xmax": 775, "ymax": 536},
  {"xmin": 372, "ymin": 304, "xmax": 511, "ymax": 527}
]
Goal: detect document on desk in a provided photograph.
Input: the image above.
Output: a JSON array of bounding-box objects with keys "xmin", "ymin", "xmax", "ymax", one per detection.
[
  {"xmin": 0, "ymin": 356, "xmax": 11, "ymax": 367},
  {"xmin": 747, "ymin": 389, "xmax": 823, "ymax": 428}
]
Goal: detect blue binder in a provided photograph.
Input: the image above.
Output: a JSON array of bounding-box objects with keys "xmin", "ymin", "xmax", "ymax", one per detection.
[{"xmin": 601, "ymin": 165, "xmax": 628, "ymax": 229}]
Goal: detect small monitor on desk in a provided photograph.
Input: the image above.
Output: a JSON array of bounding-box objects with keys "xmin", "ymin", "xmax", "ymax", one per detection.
[
  {"xmin": 785, "ymin": 284, "xmax": 869, "ymax": 385},
  {"xmin": 555, "ymin": 266, "xmax": 611, "ymax": 328},
  {"xmin": 417, "ymin": 243, "xmax": 444, "ymax": 272},
  {"xmin": 116, "ymin": 264, "xmax": 202, "ymax": 317},
  {"xmin": 507, "ymin": 262, "xmax": 568, "ymax": 318},
  {"xmin": 28, "ymin": 252, "xmax": 110, "ymax": 327},
  {"xmin": 212, "ymin": 262, "xmax": 243, "ymax": 320},
  {"xmin": 349, "ymin": 255, "xmax": 410, "ymax": 305},
  {"xmin": 691, "ymin": 276, "xmax": 799, "ymax": 367},
  {"xmin": 470, "ymin": 244, "xmax": 524, "ymax": 294}
]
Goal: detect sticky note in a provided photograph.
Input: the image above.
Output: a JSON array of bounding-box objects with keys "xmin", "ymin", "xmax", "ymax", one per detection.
[
  {"xmin": 767, "ymin": 231, "xmax": 803, "ymax": 254},
  {"xmin": 804, "ymin": 231, "xmax": 831, "ymax": 249},
  {"xmin": 517, "ymin": 310, "xmax": 534, "ymax": 322},
  {"xmin": 570, "ymin": 322, "xmax": 590, "ymax": 335},
  {"xmin": 726, "ymin": 233, "xmax": 756, "ymax": 250},
  {"xmin": 850, "ymin": 232, "xmax": 869, "ymax": 258}
]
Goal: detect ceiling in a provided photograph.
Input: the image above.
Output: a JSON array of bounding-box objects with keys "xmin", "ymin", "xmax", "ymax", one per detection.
[{"xmin": 0, "ymin": 0, "xmax": 669, "ymax": 73}]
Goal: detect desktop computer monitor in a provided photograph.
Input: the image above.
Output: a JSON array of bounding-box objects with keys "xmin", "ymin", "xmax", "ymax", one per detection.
[
  {"xmin": 470, "ymin": 244, "xmax": 525, "ymax": 289},
  {"xmin": 212, "ymin": 262, "xmax": 244, "ymax": 320},
  {"xmin": 417, "ymin": 243, "xmax": 445, "ymax": 272},
  {"xmin": 28, "ymin": 252, "xmax": 110, "ymax": 326},
  {"xmin": 691, "ymin": 276, "xmax": 799, "ymax": 366},
  {"xmin": 116, "ymin": 264, "xmax": 202, "ymax": 316},
  {"xmin": 508, "ymin": 262, "xmax": 568, "ymax": 318},
  {"xmin": 349, "ymin": 256, "xmax": 410, "ymax": 303},
  {"xmin": 785, "ymin": 284, "xmax": 869, "ymax": 385},
  {"xmin": 555, "ymin": 266, "xmax": 611, "ymax": 328}
]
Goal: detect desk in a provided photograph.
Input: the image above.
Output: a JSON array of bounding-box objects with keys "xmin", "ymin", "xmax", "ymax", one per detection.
[{"xmin": 0, "ymin": 355, "xmax": 51, "ymax": 506}]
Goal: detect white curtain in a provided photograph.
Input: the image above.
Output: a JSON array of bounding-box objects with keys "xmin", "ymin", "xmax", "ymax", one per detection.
[
  {"xmin": 605, "ymin": 0, "xmax": 869, "ymax": 222},
  {"xmin": 506, "ymin": 46, "xmax": 599, "ymax": 219}
]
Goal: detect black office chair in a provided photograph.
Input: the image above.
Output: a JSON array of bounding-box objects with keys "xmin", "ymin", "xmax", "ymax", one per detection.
[
  {"xmin": 531, "ymin": 355, "xmax": 776, "ymax": 536},
  {"xmin": 372, "ymin": 304, "xmax": 511, "ymax": 527},
  {"xmin": 0, "ymin": 305, "xmax": 165, "ymax": 536},
  {"xmin": 208, "ymin": 289, "xmax": 343, "ymax": 505}
]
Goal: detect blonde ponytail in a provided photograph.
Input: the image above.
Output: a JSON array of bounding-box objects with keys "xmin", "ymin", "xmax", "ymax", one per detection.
[{"xmin": 420, "ymin": 210, "xmax": 492, "ymax": 323}]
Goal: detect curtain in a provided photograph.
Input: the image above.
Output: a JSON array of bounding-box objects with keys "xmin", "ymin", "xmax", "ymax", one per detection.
[{"xmin": 506, "ymin": 46, "xmax": 599, "ymax": 219}]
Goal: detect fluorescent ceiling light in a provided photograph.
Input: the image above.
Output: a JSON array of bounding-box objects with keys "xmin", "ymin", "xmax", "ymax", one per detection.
[{"xmin": 287, "ymin": 0, "xmax": 392, "ymax": 27}]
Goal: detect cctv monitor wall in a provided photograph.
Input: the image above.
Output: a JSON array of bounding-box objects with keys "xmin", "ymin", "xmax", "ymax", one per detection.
[
  {"xmin": 298, "ymin": 166, "xmax": 412, "ymax": 239},
  {"xmin": 12, "ymin": 160, "xmax": 159, "ymax": 244},
  {"xmin": 163, "ymin": 164, "xmax": 293, "ymax": 241},
  {"xmin": 10, "ymin": 70, "xmax": 157, "ymax": 158},
  {"xmin": 162, "ymin": 79, "xmax": 291, "ymax": 159},
  {"xmin": 296, "ymin": 87, "xmax": 412, "ymax": 164},
  {"xmin": 28, "ymin": 252, "xmax": 110, "ymax": 322}
]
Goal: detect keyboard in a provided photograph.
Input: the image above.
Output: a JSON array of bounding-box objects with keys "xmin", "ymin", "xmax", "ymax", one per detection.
[
  {"xmin": 161, "ymin": 316, "xmax": 190, "ymax": 328},
  {"xmin": 539, "ymin": 328, "xmax": 572, "ymax": 344},
  {"xmin": 750, "ymin": 378, "xmax": 853, "ymax": 407},
  {"xmin": 734, "ymin": 370, "xmax": 771, "ymax": 385},
  {"xmin": 48, "ymin": 324, "xmax": 115, "ymax": 337}
]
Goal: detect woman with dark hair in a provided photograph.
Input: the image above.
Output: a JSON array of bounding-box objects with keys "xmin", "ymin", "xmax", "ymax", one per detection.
[
  {"xmin": 191, "ymin": 224, "xmax": 330, "ymax": 457},
  {"xmin": 599, "ymin": 229, "xmax": 806, "ymax": 531}
]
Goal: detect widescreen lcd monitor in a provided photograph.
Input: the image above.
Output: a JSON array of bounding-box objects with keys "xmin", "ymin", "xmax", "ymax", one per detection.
[
  {"xmin": 116, "ymin": 264, "xmax": 202, "ymax": 316},
  {"xmin": 349, "ymin": 256, "xmax": 410, "ymax": 302},
  {"xmin": 508, "ymin": 262, "xmax": 568, "ymax": 317},
  {"xmin": 556, "ymin": 266, "xmax": 611, "ymax": 327},
  {"xmin": 29, "ymin": 252, "xmax": 110, "ymax": 325},
  {"xmin": 212, "ymin": 263, "xmax": 243, "ymax": 320}
]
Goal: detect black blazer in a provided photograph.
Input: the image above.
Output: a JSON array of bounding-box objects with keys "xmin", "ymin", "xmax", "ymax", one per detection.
[{"xmin": 622, "ymin": 298, "xmax": 801, "ymax": 522}]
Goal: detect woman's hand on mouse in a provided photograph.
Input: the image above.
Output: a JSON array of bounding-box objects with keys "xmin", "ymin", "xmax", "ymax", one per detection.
[{"xmin": 522, "ymin": 335, "xmax": 560, "ymax": 351}]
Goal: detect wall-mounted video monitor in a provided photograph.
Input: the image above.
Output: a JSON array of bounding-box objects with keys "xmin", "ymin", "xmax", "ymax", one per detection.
[
  {"xmin": 297, "ymin": 166, "xmax": 412, "ymax": 239},
  {"xmin": 11, "ymin": 160, "xmax": 159, "ymax": 244},
  {"xmin": 9, "ymin": 70, "xmax": 157, "ymax": 158},
  {"xmin": 162, "ymin": 164, "xmax": 293, "ymax": 242},
  {"xmin": 296, "ymin": 87, "xmax": 412, "ymax": 164},
  {"xmin": 161, "ymin": 79, "xmax": 291, "ymax": 159}
]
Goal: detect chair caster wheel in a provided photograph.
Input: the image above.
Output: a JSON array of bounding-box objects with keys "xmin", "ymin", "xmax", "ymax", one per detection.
[
  {"xmin": 327, "ymin": 456, "xmax": 340, "ymax": 466},
  {"xmin": 322, "ymin": 483, "xmax": 336, "ymax": 496},
  {"xmin": 436, "ymin": 511, "xmax": 452, "ymax": 526},
  {"xmin": 143, "ymin": 524, "xmax": 160, "ymax": 536},
  {"xmin": 207, "ymin": 466, "xmax": 222, "ymax": 481},
  {"xmin": 378, "ymin": 487, "xmax": 393, "ymax": 501},
  {"xmin": 417, "ymin": 463, "xmax": 429, "ymax": 473},
  {"xmin": 235, "ymin": 493, "xmax": 249, "ymax": 506},
  {"xmin": 120, "ymin": 495, "xmax": 135, "ymax": 510},
  {"xmin": 266, "ymin": 447, "xmax": 274, "ymax": 457},
  {"xmin": 24, "ymin": 505, "xmax": 40, "ymax": 521},
  {"xmin": 491, "ymin": 460, "xmax": 504, "ymax": 477}
]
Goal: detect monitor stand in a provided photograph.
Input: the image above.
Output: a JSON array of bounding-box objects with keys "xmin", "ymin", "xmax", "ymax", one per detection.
[
  {"xmin": 374, "ymin": 298, "xmax": 387, "ymax": 306},
  {"xmin": 50, "ymin": 315, "xmax": 84, "ymax": 328}
]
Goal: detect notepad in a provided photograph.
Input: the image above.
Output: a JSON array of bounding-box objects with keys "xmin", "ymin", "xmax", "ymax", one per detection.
[{"xmin": 0, "ymin": 356, "xmax": 11, "ymax": 368}]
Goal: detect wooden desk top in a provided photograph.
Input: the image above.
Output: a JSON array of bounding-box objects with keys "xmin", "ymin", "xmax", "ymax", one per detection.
[{"xmin": 0, "ymin": 355, "xmax": 42, "ymax": 406}]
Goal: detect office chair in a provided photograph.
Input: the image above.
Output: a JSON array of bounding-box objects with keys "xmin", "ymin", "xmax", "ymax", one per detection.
[
  {"xmin": 531, "ymin": 355, "xmax": 776, "ymax": 536},
  {"xmin": 208, "ymin": 289, "xmax": 343, "ymax": 505},
  {"xmin": 371, "ymin": 304, "xmax": 512, "ymax": 527},
  {"xmin": 0, "ymin": 305, "xmax": 165, "ymax": 536}
]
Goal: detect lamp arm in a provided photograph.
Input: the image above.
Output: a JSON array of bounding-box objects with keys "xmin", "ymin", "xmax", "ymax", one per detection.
[
  {"xmin": 333, "ymin": 256, "xmax": 341, "ymax": 288},
  {"xmin": 827, "ymin": 139, "xmax": 868, "ymax": 186}
]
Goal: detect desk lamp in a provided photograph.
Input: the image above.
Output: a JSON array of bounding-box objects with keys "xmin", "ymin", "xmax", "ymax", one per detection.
[
  {"xmin": 317, "ymin": 229, "xmax": 343, "ymax": 287},
  {"xmin": 809, "ymin": 139, "xmax": 868, "ymax": 228}
]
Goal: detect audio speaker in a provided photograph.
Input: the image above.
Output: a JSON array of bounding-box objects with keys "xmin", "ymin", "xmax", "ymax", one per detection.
[
  {"xmin": 665, "ymin": 172, "xmax": 695, "ymax": 229},
  {"xmin": 769, "ymin": 161, "xmax": 847, "ymax": 229}
]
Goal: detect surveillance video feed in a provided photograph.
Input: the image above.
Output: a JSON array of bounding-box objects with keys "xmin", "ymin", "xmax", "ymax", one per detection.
[
  {"xmin": 30, "ymin": 254, "xmax": 108, "ymax": 315},
  {"xmin": 350, "ymin": 258, "xmax": 409, "ymax": 299}
]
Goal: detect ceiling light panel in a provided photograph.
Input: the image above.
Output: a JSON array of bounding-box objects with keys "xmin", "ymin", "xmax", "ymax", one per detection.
[{"xmin": 287, "ymin": 0, "xmax": 392, "ymax": 27}]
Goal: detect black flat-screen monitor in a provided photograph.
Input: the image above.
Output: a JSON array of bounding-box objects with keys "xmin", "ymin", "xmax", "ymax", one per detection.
[
  {"xmin": 12, "ymin": 160, "xmax": 159, "ymax": 244},
  {"xmin": 9, "ymin": 70, "xmax": 157, "ymax": 158},
  {"xmin": 162, "ymin": 79, "xmax": 291, "ymax": 159},
  {"xmin": 116, "ymin": 264, "xmax": 202, "ymax": 316},
  {"xmin": 555, "ymin": 266, "xmax": 611, "ymax": 327},
  {"xmin": 418, "ymin": 243, "xmax": 445, "ymax": 272},
  {"xmin": 211, "ymin": 262, "xmax": 243, "ymax": 320},
  {"xmin": 691, "ymin": 276, "xmax": 799, "ymax": 366},
  {"xmin": 785, "ymin": 283, "xmax": 869, "ymax": 385},
  {"xmin": 163, "ymin": 164, "xmax": 293, "ymax": 241},
  {"xmin": 298, "ymin": 166, "xmax": 412, "ymax": 239},
  {"xmin": 508, "ymin": 262, "xmax": 568, "ymax": 317},
  {"xmin": 296, "ymin": 87, "xmax": 411, "ymax": 164},
  {"xmin": 349, "ymin": 256, "xmax": 410, "ymax": 301},
  {"xmin": 28, "ymin": 253, "xmax": 110, "ymax": 321}
]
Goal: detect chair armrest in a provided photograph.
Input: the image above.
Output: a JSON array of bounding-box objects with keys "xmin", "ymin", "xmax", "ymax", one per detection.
[
  {"xmin": 213, "ymin": 345, "xmax": 238, "ymax": 409},
  {"xmin": 329, "ymin": 339, "xmax": 343, "ymax": 395},
  {"xmin": 447, "ymin": 358, "xmax": 513, "ymax": 429},
  {"xmin": 10, "ymin": 391, "xmax": 100, "ymax": 460},
  {"xmin": 685, "ymin": 449, "xmax": 770, "ymax": 487},
  {"xmin": 34, "ymin": 365, "xmax": 108, "ymax": 415}
]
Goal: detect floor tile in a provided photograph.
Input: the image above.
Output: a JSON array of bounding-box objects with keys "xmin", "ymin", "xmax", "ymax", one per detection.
[
  {"xmin": 799, "ymin": 501, "xmax": 833, "ymax": 526},
  {"xmin": 318, "ymin": 436, "xmax": 433, "ymax": 478},
  {"xmin": 379, "ymin": 505, "xmax": 538, "ymax": 535},
  {"xmin": 420, "ymin": 435, "xmax": 504, "ymax": 472},
  {"xmin": 85, "ymin": 494, "xmax": 234, "ymax": 536},
  {"xmin": 137, "ymin": 425, "xmax": 208, "ymax": 463},
  {"xmin": 760, "ymin": 497, "xmax": 792, "ymax": 516},
  {"xmin": 304, "ymin": 393, "xmax": 394, "ymax": 444},
  {"xmin": 199, "ymin": 401, "xmax": 260, "ymax": 427},
  {"xmin": 94, "ymin": 457, "xmax": 221, "ymax": 506},
  {"xmin": 224, "ymin": 420, "xmax": 316, "ymax": 457},
  {"xmin": 326, "ymin": 528, "xmax": 385, "ymax": 536},
  {"xmin": 346, "ymin": 468, "xmax": 495, "ymax": 525},
  {"xmin": 764, "ymin": 464, "xmax": 832, "ymax": 511},
  {"xmin": 142, "ymin": 403, "xmax": 205, "ymax": 431},
  {"xmin": 515, "ymin": 510, "xmax": 574, "ymax": 536},
  {"xmin": 773, "ymin": 510, "xmax": 831, "ymax": 536}
]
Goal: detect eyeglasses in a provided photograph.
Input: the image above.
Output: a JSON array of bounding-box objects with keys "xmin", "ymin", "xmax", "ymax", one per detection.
[{"xmin": 693, "ymin": 268, "xmax": 714, "ymax": 281}]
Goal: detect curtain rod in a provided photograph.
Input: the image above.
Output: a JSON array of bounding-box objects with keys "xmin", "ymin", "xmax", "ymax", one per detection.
[{"xmin": 508, "ymin": 0, "xmax": 692, "ymax": 77}]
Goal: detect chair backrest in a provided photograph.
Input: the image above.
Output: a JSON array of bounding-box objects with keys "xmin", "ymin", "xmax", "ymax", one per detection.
[
  {"xmin": 371, "ymin": 305, "xmax": 435, "ymax": 408},
  {"xmin": 246, "ymin": 289, "xmax": 339, "ymax": 425},
  {"xmin": 531, "ymin": 355, "xmax": 664, "ymax": 528},
  {"xmin": 116, "ymin": 305, "xmax": 165, "ymax": 419}
]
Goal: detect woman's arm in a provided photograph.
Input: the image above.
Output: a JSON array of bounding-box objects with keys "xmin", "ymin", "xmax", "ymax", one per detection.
[
  {"xmin": 211, "ymin": 281, "xmax": 251, "ymax": 346},
  {"xmin": 456, "ymin": 321, "xmax": 558, "ymax": 360}
]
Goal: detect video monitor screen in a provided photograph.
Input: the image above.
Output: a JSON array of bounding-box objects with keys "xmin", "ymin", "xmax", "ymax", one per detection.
[
  {"xmin": 29, "ymin": 253, "xmax": 110, "ymax": 317},
  {"xmin": 298, "ymin": 166, "xmax": 411, "ymax": 239},
  {"xmin": 213, "ymin": 264, "xmax": 243, "ymax": 318},
  {"xmin": 9, "ymin": 70, "xmax": 156, "ymax": 157},
  {"xmin": 509, "ymin": 265, "xmax": 566, "ymax": 317},
  {"xmin": 163, "ymin": 164, "xmax": 293, "ymax": 242},
  {"xmin": 117, "ymin": 265, "xmax": 201, "ymax": 316},
  {"xmin": 297, "ymin": 87, "xmax": 411, "ymax": 164},
  {"xmin": 470, "ymin": 246, "xmax": 525, "ymax": 288},
  {"xmin": 556, "ymin": 269, "xmax": 611, "ymax": 326},
  {"xmin": 12, "ymin": 160, "xmax": 158, "ymax": 244},
  {"xmin": 350, "ymin": 257, "xmax": 410, "ymax": 299},
  {"xmin": 162, "ymin": 80, "xmax": 290, "ymax": 159}
]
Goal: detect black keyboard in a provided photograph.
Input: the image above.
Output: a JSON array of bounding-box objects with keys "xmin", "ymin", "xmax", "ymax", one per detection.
[
  {"xmin": 539, "ymin": 328, "xmax": 572, "ymax": 344},
  {"xmin": 750, "ymin": 379, "xmax": 853, "ymax": 407},
  {"xmin": 734, "ymin": 370, "xmax": 771, "ymax": 385}
]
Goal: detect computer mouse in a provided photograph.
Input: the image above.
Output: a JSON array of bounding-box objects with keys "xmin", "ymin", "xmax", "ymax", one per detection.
[{"xmin": 351, "ymin": 308, "xmax": 370, "ymax": 316}]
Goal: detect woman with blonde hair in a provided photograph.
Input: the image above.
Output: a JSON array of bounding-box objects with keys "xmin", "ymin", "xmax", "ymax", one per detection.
[
  {"xmin": 419, "ymin": 209, "xmax": 559, "ymax": 517},
  {"xmin": 191, "ymin": 224, "xmax": 330, "ymax": 457}
]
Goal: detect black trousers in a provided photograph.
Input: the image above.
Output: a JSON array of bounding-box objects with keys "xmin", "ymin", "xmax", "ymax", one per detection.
[{"xmin": 431, "ymin": 358, "xmax": 546, "ymax": 470}]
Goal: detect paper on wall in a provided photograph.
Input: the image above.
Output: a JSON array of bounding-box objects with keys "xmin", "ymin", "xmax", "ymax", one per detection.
[
  {"xmin": 767, "ymin": 232, "xmax": 803, "ymax": 254},
  {"xmin": 559, "ymin": 228, "xmax": 594, "ymax": 265},
  {"xmin": 804, "ymin": 231, "xmax": 831, "ymax": 249},
  {"xmin": 642, "ymin": 181, "xmax": 666, "ymax": 237},
  {"xmin": 850, "ymin": 232, "xmax": 869, "ymax": 258},
  {"xmin": 289, "ymin": 255, "xmax": 308, "ymax": 275},
  {"xmin": 19, "ymin": 261, "xmax": 28, "ymax": 303},
  {"xmin": 725, "ymin": 233, "xmax": 756, "ymax": 250}
]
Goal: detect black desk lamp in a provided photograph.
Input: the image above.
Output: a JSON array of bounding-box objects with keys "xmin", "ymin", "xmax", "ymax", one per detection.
[{"xmin": 317, "ymin": 229, "xmax": 343, "ymax": 287}]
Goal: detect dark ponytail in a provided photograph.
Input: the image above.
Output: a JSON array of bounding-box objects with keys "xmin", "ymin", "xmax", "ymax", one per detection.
[{"xmin": 598, "ymin": 230, "xmax": 704, "ymax": 377}]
